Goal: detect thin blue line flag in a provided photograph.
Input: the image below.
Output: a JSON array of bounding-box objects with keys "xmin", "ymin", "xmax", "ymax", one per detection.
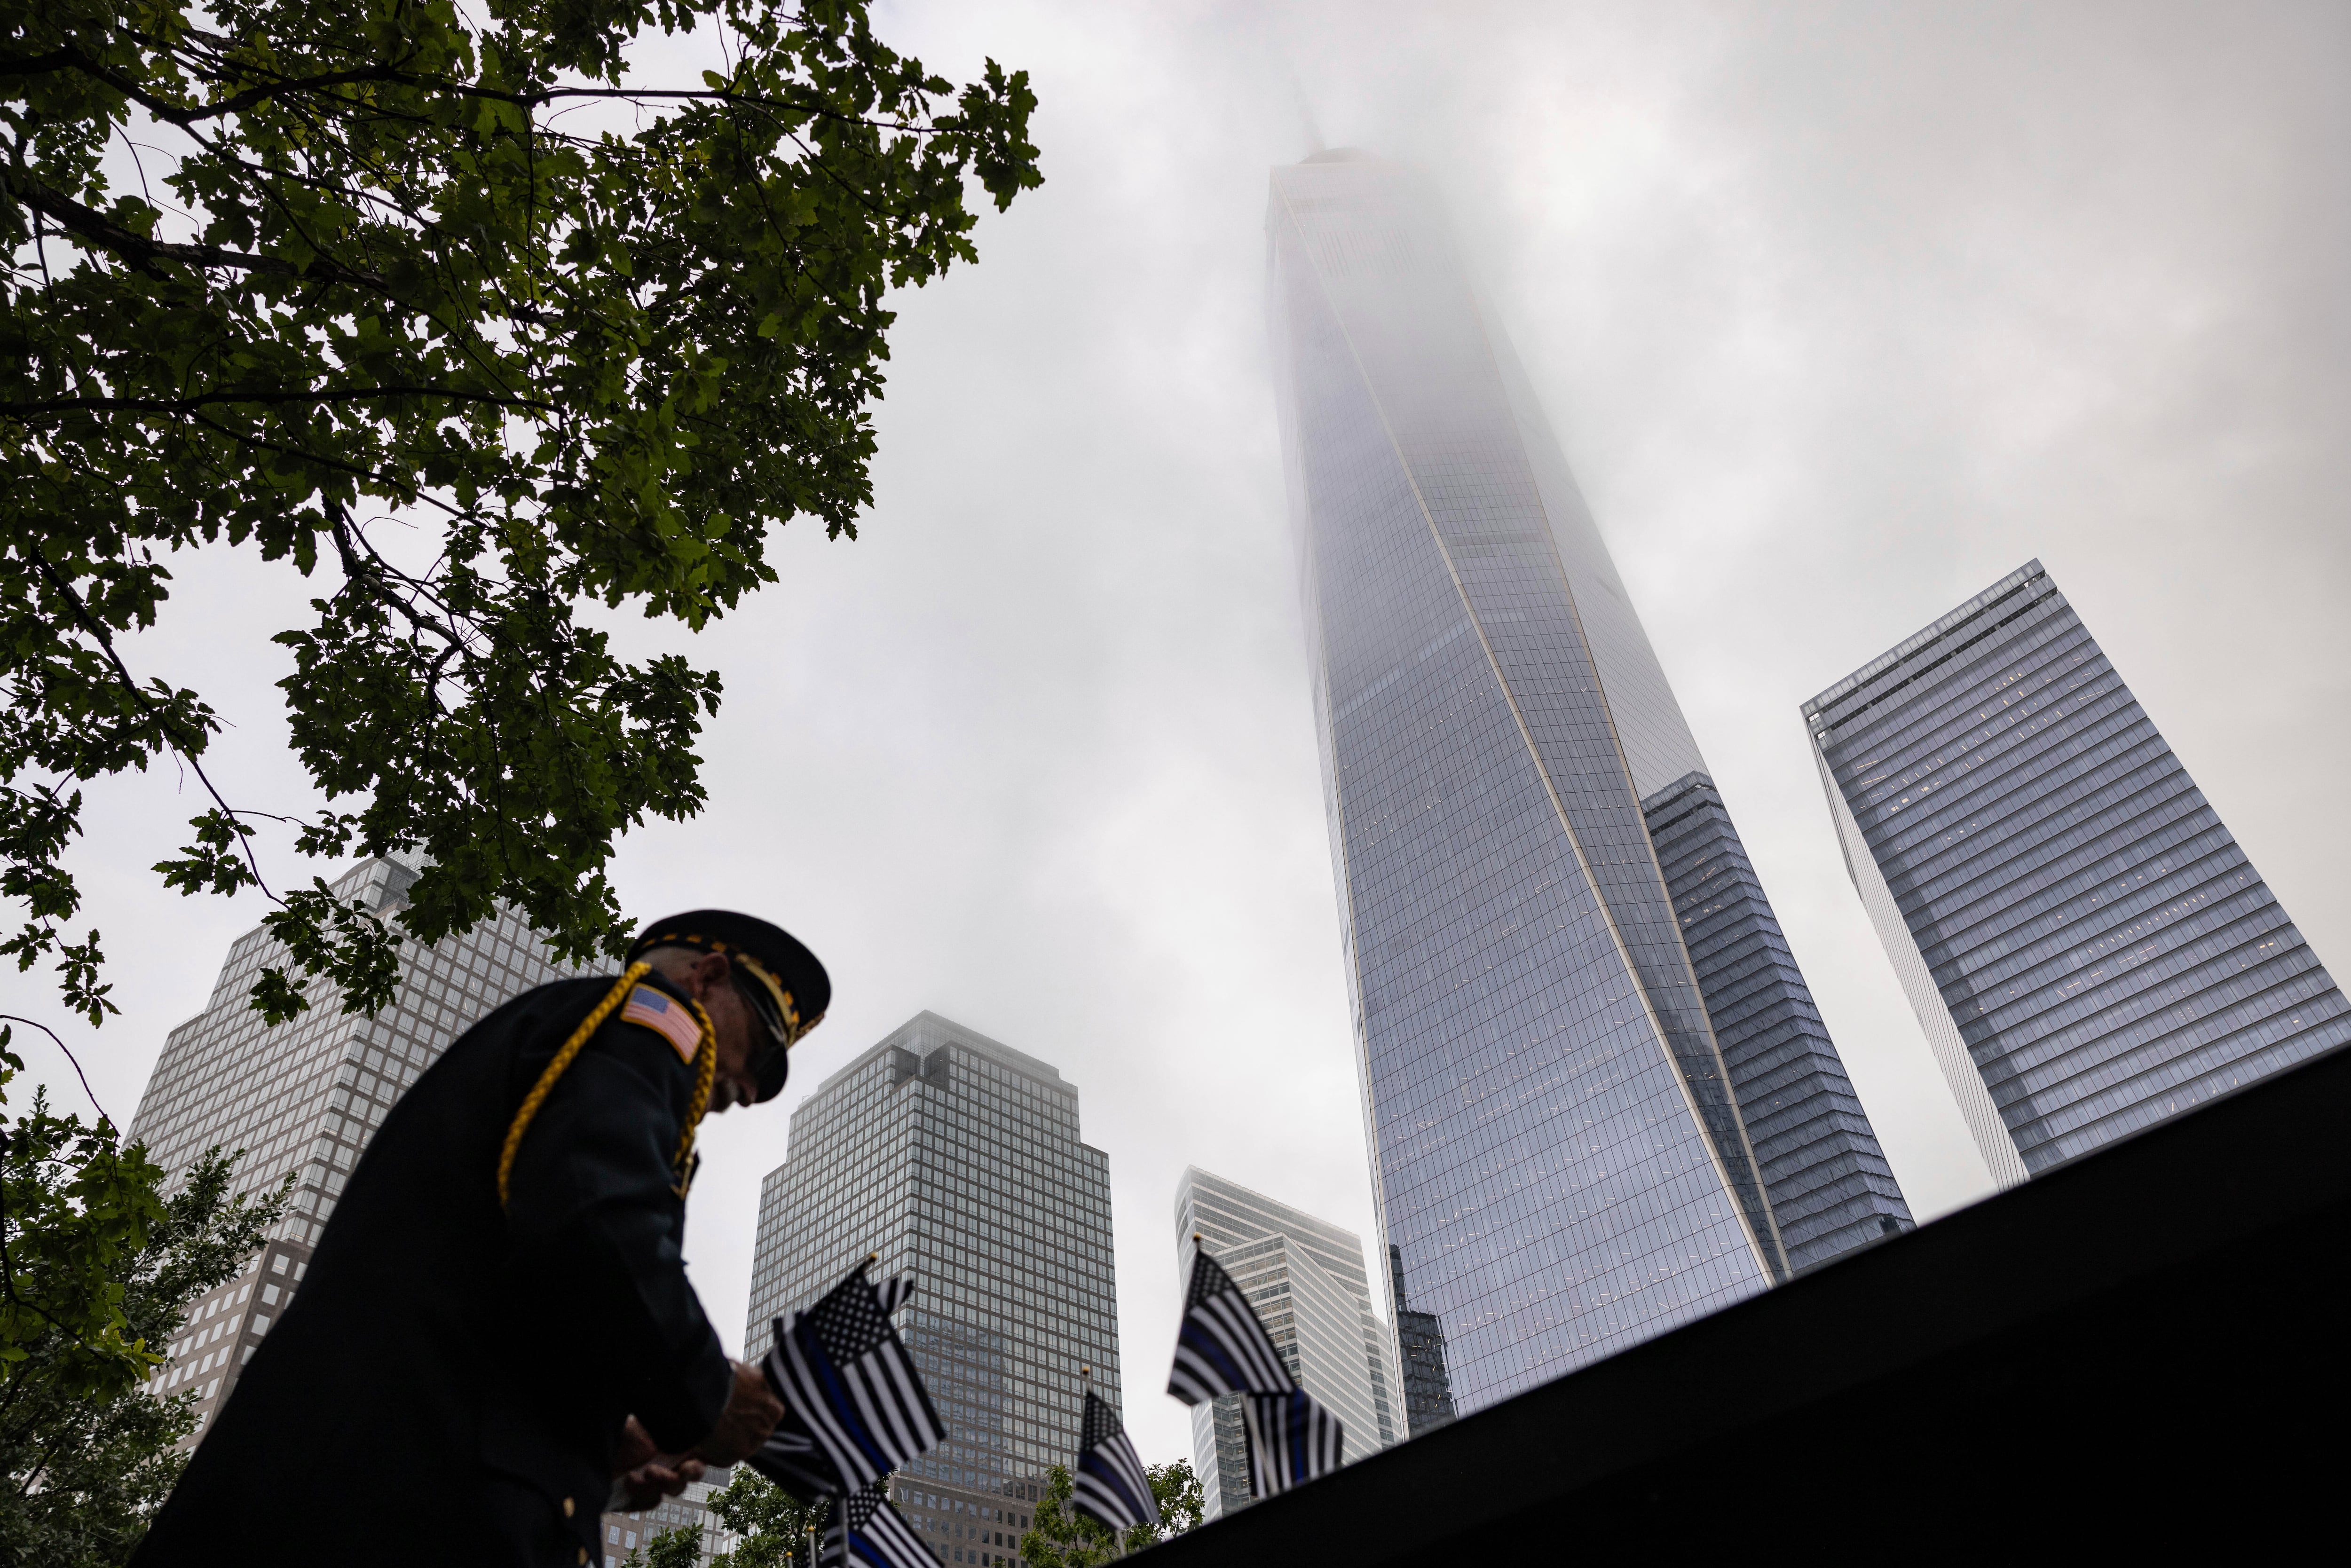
[
  {"xmin": 820, "ymin": 1478, "xmax": 941, "ymax": 1568},
  {"xmin": 752, "ymin": 1262, "xmax": 940, "ymax": 1501},
  {"xmin": 1243, "ymin": 1388, "xmax": 1344, "ymax": 1497},
  {"xmin": 1165, "ymin": 1247, "xmax": 1294, "ymax": 1406},
  {"xmin": 1071, "ymin": 1389, "xmax": 1159, "ymax": 1536}
]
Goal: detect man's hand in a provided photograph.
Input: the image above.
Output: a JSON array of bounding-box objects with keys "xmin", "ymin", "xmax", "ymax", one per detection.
[
  {"xmin": 612, "ymin": 1416, "xmax": 705, "ymax": 1511},
  {"xmin": 694, "ymin": 1358, "xmax": 785, "ymax": 1466}
]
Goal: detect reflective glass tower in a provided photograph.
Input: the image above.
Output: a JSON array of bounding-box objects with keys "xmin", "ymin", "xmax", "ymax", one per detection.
[
  {"xmin": 1805, "ymin": 559, "xmax": 2351, "ymax": 1183},
  {"xmin": 1172, "ymin": 1169, "xmax": 1396, "ymax": 1518},
  {"xmin": 1386, "ymin": 1245, "xmax": 1455, "ymax": 1436},
  {"xmin": 1641, "ymin": 774, "xmax": 1914, "ymax": 1268},
  {"xmin": 745, "ymin": 1012, "xmax": 1117, "ymax": 1563},
  {"xmin": 1267, "ymin": 150, "xmax": 1909, "ymax": 1412}
]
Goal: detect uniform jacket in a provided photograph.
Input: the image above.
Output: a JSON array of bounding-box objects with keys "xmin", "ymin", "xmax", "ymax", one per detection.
[{"xmin": 132, "ymin": 974, "xmax": 734, "ymax": 1568}]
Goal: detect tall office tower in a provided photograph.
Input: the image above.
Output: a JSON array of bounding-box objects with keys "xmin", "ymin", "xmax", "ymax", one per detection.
[
  {"xmin": 1641, "ymin": 774, "xmax": 1916, "ymax": 1268},
  {"xmin": 745, "ymin": 1012, "xmax": 1117, "ymax": 1564},
  {"xmin": 128, "ymin": 854, "xmax": 585, "ymax": 1450},
  {"xmin": 1387, "ymin": 1245, "xmax": 1455, "ymax": 1436},
  {"xmin": 1805, "ymin": 559, "xmax": 2351, "ymax": 1186},
  {"xmin": 1266, "ymin": 149, "xmax": 1910, "ymax": 1409},
  {"xmin": 1171, "ymin": 1170, "xmax": 1396, "ymax": 1519}
]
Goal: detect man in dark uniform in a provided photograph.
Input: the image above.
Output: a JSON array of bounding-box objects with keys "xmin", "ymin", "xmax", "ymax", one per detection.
[{"xmin": 133, "ymin": 911, "xmax": 828, "ymax": 1567}]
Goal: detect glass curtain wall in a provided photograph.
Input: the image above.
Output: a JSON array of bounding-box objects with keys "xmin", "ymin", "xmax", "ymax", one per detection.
[
  {"xmin": 1268, "ymin": 151, "xmax": 1781, "ymax": 1410},
  {"xmin": 1806, "ymin": 560, "xmax": 2351, "ymax": 1176},
  {"xmin": 745, "ymin": 1012, "xmax": 1117, "ymax": 1564}
]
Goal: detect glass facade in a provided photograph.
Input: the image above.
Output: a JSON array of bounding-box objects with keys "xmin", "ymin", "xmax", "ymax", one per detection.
[
  {"xmin": 1172, "ymin": 1169, "xmax": 1396, "ymax": 1517},
  {"xmin": 745, "ymin": 1012, "xmax": 1116, "ymax": 1564},
  {"xmin": 1387, "ymin": 1245, "xmax": 1455, "ymax": 1437},
  {"xmin": 1806, "ymin": 560, "xmax": 2351, "ymax": 1177},
  {"xmin": 1641, "ymin": 773, "xmax": 1915, "ymax": 1269},
  {"xmin": 1268, "ymin": 150, "xmax": 1907, "ymax": 1410}
]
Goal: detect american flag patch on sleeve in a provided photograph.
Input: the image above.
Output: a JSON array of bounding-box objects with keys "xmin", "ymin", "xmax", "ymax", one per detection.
[{"xmin": 620, "ymin": 986, "xmax": 703, "ymax": 1062}]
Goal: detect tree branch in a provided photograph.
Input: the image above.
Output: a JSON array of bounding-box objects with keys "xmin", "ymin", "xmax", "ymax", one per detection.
[
  {"xmin": 0, "ymin": 1016, "xmax": 111, "ymax": 1127},
  {"xmin": 25, "ymin": 558, "xmax": 275, "ymax": 906},
  {"xmin": 8, "ymin": 387, "xmax": 558, "ymax": 418},
  {"xmin": 2, "ymin": 39, "xmax": 941, "ymax": 132},
  {"xmin": 0, "ymin": 165, "xmax": 385, "ymax": 289}
]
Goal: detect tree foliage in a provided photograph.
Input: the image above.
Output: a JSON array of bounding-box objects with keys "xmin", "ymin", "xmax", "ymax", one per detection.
[
  {"xmin": 706, "ymin": 1466, "xmax": 824, "ymax": 1568},
  {"xmin": 624, "ymin": 1521, "xmax": 705, "ymax": 1568},
  {"xmin": 0, "ymin": 1128, "xmax": 287, "ymax": 1568},
  {"xmin": 0, "ymin": 1032, "xmax": 160, "ymax": 1396},
  {"xmin": 1018, "ymin": 1460, "xmax": 1205, "ymax": 1566},
  {"xmin": 0, "ymin": 0, "xmax": 1041, "ymax": 1027}
]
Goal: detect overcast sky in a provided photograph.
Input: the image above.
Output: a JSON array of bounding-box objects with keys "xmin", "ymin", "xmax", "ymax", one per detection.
[{"xmin": 21, "ymin": 0, "xmax": 2350, "ymax": 1468}]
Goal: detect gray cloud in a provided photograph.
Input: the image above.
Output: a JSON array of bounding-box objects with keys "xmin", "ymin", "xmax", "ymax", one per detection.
[{"xmin": 26, "ymin": 0, "xmax": 2347, "ymax": 1468}]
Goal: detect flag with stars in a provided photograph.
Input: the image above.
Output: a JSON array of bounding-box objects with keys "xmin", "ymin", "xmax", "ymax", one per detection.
[
  {"xmin": 1166, "ymin": 1247, "xmax": 1294, "ymax": 1406},
  {"xmin": 1071, "ymin": 1389, "xmax": 1159, "ymax": 1536},
  {"xmin": 619, "ymin": 985, "xmax": 704, "ymax": 1062},
  {"xmin": 820, "ymin": 1478, "xmax": 941, "ymax": 1568},
  {"xmin": 753, "ymin": 1263, "xmax": 940, "ymax": 1500}
]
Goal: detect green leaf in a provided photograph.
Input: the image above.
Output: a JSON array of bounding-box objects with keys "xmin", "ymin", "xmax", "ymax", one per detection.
[{"xmin": 0, "ymin": 0, "xmax": 1041, "ymax": 1029}]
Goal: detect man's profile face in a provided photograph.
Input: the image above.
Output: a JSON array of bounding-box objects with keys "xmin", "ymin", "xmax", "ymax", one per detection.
[{"xmin": 659, "ymin": 950, "xmax": 765, "ymax": 1111}]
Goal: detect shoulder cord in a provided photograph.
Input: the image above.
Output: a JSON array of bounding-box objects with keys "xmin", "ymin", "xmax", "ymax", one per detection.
[
  {"xmin": 671, "ymin": 997, "xmax": 719, "ymax": 1198},
  {"xmin": 496, "ymin": 962, "xmax": 719, "ymax": 1210}
]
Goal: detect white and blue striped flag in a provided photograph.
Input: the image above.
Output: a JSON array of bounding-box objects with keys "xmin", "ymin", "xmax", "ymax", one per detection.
[
  {"xmin": 821, "ymin": 1478, "xmax": 941, "ymax": 1568},
  {"xmin": 753, "ymin": 1263, "xmax": 939, "ymax": 1501},
  {"xmin": 1243, "ymin": 1388, "xmax": 1344, "ymax": 1496},
  {"xmin": 1166, "ymin": 1247, "xmax": 1294, "ymax": 1406},
  {"xmin": 1165, "ymin": 1245, "xmax": 1344, "ymax": 1498},
  {"xmin": 1071, "ymin": 1389, "xmax": 1159, "ymax": 1536}
]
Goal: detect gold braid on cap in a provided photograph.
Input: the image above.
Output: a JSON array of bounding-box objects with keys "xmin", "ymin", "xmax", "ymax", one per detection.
[
  {"xmin": 734, "ymin": 953, "xmax": 812, "ymax": 1046},
  {"xmin": 496, "ymin": 962, "xmax": 717, "ymax": 1210},
  {"xmin": 643, "ymin": 931, "xmax": 820, "ymax": 1046}
]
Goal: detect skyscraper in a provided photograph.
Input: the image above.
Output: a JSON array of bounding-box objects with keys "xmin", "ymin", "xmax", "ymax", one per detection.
[
  {"xmin": 1386, "ymin": 1245, "xmax": 1455, "ymax": 1437},
  {"xmin": 1171, "ymin": 1169, "xmax": 1396, "ymax": 1519},
  {"xmin": 1641, "ymin": 774, "xmax": 1915, "ymax": 1268},
  {"xmin": 1266, "ymin": 150, "xmax": 1910, "ymax": 1411},
  {"xmin": 1805, "ymin": 559, "xmax": 2351, "ymax": 1184},
  {"xmin": 744, "ymin": 1012, "xmax": 1116, "ymax": 1563},
  {"xmin": 129, "ymin": 854, "xmax": 584, "ymax": 1448}
]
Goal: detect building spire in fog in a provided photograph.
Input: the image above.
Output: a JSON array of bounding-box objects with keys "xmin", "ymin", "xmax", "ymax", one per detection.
[
  {"xmin": 1265, "ymin": 150, "xmax": 1910, "ymax": 1414},
  {"xmin": 1288, "ymin": 75, "xmax": 1326, "ymax": 157}
]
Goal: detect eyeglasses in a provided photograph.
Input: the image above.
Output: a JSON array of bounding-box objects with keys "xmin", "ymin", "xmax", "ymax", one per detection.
[{"xmin": 733, "ymin": 973, "xmax": 790, "ymax": 1048}]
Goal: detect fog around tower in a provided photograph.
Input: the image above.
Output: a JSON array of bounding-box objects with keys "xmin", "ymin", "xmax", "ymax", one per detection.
[{"xmin": 26, "ymin": 0, "xmax": 2349, "ymax": 1472}]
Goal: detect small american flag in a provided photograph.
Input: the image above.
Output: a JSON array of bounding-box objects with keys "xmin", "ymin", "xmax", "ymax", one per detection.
[
  {"xmin": 757, "ymin": 1263, "xmax": 941, "ymax": 1499},
  {"xmin": 820, "ymin": 1478, "xmax": 940, "ymax": 1568},
  {"xmin": 619, "ymin": 985, "xmax": 702, "ymax": 1062},
  {"xmin": 1166, "ymin": 1247, "xmax": 1294, "ymax": 1406},
  {"xmin": 1071, "ymin": 1389, "xmax": 1159, "ymax": 1536},
  {"xmin": 1242, "ymin": 1388, "xmax": 1344, "ymax": 1496}
]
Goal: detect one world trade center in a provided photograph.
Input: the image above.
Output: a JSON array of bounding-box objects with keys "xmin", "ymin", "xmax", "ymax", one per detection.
[{"xmin": 1267, "ymin": 150, "xmax": 1911, "ymax": 1417}]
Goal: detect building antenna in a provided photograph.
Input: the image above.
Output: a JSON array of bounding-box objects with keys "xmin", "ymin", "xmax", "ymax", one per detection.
[{"xmin": 1289, "ymin": 72, "xmax": 1326, "ymax": 157}]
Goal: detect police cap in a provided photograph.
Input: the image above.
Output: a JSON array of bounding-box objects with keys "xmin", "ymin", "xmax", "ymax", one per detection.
[{"xmin": 626, "ymin": 911, "xmax": 828, "ymax": 1102}]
